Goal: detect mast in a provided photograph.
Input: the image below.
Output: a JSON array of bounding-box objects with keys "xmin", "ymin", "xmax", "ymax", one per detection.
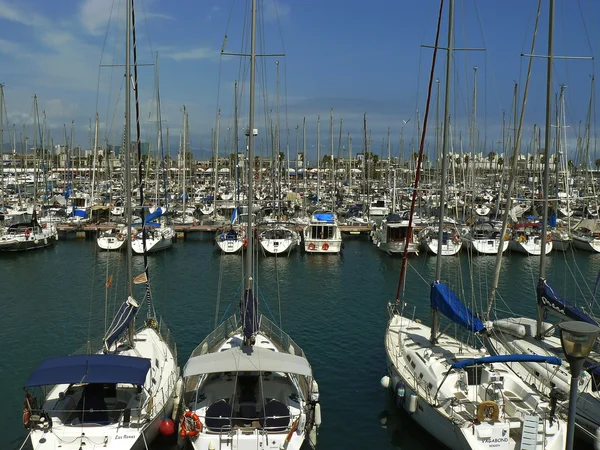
[
  {"xmin": 124, "ymin": 0, "xmax": 133, "ymax": 299},
  {"xmin": 316, "ymin": 115, "xmax": 320, "ymax": 205},
  {"xmin": 430, "ymin": 0, "xmax": 453, "ymax": 344},
  {"xmin": 242, "ymin": 0, "xmax": 258, "ymax": 346},
  {"xmin": 91, "ymin": 113, "xmax": 99, "ymax": 206},
  {"xmin": 0, "ymin": 84, "xmax": 3, "ymax": 206},
  {"xmin": 536, "ymin": 0, "xmax": 554, "ymax": 338}
]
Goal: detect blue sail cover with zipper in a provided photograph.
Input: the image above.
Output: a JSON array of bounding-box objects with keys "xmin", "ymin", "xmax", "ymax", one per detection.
[
  {"xmin": 430, "ymin": 281, "xmax": 485, "ymax": 333},
  {"xmin": 103, "ymin": 297, "xmax": 140, "ymax": 350},
  {"xmin": 241, "ymin": 289, "xmax": 258, "ymax": 340},
  {"xmin": 537, "ymin": 279, "xmax": 598, "ymax": 325}
]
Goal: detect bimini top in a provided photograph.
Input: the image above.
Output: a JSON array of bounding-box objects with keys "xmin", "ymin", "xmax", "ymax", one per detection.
[
  {"xmin": 451, "ymin": 354, "xmax": 562, "ymax": 370},
  {"xmin": 25, "ymin": 354, "xmax": 151, "ymax": 387},
  {"xmin": 184, "ymin": 345, "xmax": 312, "ymax": 378}
]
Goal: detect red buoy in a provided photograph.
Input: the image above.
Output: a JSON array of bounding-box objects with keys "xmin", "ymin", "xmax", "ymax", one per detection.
[{"xmin": 159, "ymin": 417, "xmax": 175, "ymax": 436}]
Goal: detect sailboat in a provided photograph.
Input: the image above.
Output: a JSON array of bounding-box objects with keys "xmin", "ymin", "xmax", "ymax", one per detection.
[
  {"xmin": 21, "ymin": 1, "xmax": 181, "ymax": 448},
  {"xmin": 486, "ymin": 2, "xmax": 600, "ymax": 444},
  {"xmin": 383, "ymin": 2, "xmax": 566, "ymax": 449},
  {"xmin": 180, "ymin": 2, "xmax": 321, "ymax": 448}
]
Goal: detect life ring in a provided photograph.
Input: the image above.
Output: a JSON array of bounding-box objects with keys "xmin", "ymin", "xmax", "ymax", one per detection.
[
  {"xmin": 180, "ymin": 410, "xmax": 202, "ymax": 438},
  {"xmin": 546, "ymin": 234, "xmax": 552, "ymax": 243},
  {"xmin": 23, "ymin": 394, "xmax": 34, "ymax": 428},
  {"xmin": 477, "ymin": 401, "xmax": 499, "ymax": 422},
  {"xmin": 518, "ymin": 235, "xmax": 527, "ymax": 243},
  {"xmin": 132, "ymin": 233, "xmax": 137, "ymax": 241},
  {"xmin": 503, "ymin": 232, "xmax": 510, "ymax": 241},
  {"xmin": 117, "ymin": 232, "xmax": 124, "ymax": 241},
  {"xmin": 322, "ymin": 242, "xmax": 330, "ymax": 251},
  {"xmin": 308, "ymin": 242, "xmax": 316, "ymax": 251},
  {"xmin": 24, "ymin": 228, "xmax": 31, "ymax": 238},
  {"xmin": 452, "ymin": 234, "xmax": 460, "ymax": 245},
  {"xmin": 243, "ymin": 239, "xmax": 248, "ymax": 247}
]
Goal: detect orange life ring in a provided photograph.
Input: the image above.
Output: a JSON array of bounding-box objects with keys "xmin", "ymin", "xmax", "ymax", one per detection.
[
  {"xmin": 546, "ymin": 234, "xmax": 552, "ymax": 243},
  {"xmin": 322, "ymin": 242, "xmax": 330, "ymax": 251},
  {"xmin": 243, "ymin": 239, "xmax": 248, "ymax": 247},
  {"xmin": 308, "ymin": 242, "xmax": 316, "ymax": 251},
  {"xmin": 180, "ymin": 410, "xmax": 202, "ymax": 438},
  {"xmin": 452, "ymin": 234, "xmax": 460, "ymax": 245},
  {"xmin": 117, "ymin": 232, "xmax": 124, "ymax": 241},
  {"xmin": 24, "ymin": 228, "xmax": 31, "ymax": 238}
]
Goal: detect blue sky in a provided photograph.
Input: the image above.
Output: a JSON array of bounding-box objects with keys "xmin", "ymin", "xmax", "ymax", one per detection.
[{"xmin": 0, "ymin": 0, "xmax": 599, "ymax": 163}]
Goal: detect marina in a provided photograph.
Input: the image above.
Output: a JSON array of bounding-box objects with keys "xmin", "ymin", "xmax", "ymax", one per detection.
[{"xmin": 3, "ymin": 0, "xmax": 600, "ymax": 449}]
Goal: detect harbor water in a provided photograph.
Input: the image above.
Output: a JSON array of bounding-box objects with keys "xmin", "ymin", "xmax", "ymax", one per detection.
[{"xmin": 3, "ymin": 233, "xmax": 600, "ymax": 449}]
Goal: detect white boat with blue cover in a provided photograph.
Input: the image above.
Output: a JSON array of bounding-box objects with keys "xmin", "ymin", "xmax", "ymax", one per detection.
[{"xmin": 302, "ymin": 210, "xmax": 342, "ymax": 254}]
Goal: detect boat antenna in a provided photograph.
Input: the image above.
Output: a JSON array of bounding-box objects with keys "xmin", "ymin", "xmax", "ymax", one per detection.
[{"xmin": 394, "ymin": 0, "xmax": 444, "ymax": 310}]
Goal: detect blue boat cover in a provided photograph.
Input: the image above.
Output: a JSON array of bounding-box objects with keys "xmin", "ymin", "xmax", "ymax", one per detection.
[
  {"xmin": 231, "ymin": 208, "xmax": 238, "ymax": 224},
  {"xmin": 71, "ymin": 208, "xmax": 88, "ymax": 218},
  {"xmin": 241, "ymin": 288, "xmax": 258, "ymax": 340},
  {"xmin": 451, "ymin": 354, "xmax": 562, "ymax": 370},
  {"xmin": 430, "ymin": 282, "xmax": 485, "ymax": 333},
  {"xmin": 314, "ymin": 213, "xmax": 334, "ymax": 223},
  {"xmin": 103, "ymin": 298, "xmax": 140, "ymax": 349},
  {"xmin": 25, "ymin": 354, "xmax": 151, "ymax": 387},
  {"xmin": 144, "ymin": 207, "xmax": 164, "ymax": 223},
  {"xmin": 537, "ymin": 280, "xmax": 598, "ymax": 326}
]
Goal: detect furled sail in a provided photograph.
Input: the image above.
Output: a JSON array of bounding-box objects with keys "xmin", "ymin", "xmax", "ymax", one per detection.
[
  {"xmin": 430, "ymin": 281, "xmax": 485, "ymax": 333},
  {"xmin": 537, "ymin": 279, "xmax": 598, "ymax": 325},
  {"xmin": 103, "ymin": 296, "xmax": 140, "ymax": 351}
]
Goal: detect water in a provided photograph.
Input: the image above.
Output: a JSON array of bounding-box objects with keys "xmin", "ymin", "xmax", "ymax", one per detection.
[{"xmin": 3, "ymin": 234, "xmax": 600, "ymax": 449}]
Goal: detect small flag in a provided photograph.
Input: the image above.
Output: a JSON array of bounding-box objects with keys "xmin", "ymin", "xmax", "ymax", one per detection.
[
  {"xmin": 133, "ymin": 272, "xmax": 148, "ymax": 284},
  {"xmin": 105, "ymin": 274, "xmax": 113, "ymax": 288}
]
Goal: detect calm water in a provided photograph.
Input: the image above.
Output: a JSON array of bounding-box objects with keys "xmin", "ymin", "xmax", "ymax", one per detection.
[{"xmin": 3, "ymin": 233, "xmax": 600, "ymax": 449}]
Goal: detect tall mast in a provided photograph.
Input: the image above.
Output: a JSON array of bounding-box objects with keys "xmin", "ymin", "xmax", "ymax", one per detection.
[
  {"xmin": 430, "ymin": 0, "xmax": 453, "ymax": 344},
  {"xmin": 0, "ymin": 84, "xmax": 4, "ymax": 206},
  {"xmin": 316, "ymin": 115, "xmax": 320, "ymax": 204},
  {"xmin": 245, "ymin": 0, "xmax": 257, "ymax": 296},
  {"xmin": 537, "ymin": 0, "xmax": 554, "ymax": 337},
  {"xmin": 124, "ymin": 0, "xmax": 133, "ymax": 298}
]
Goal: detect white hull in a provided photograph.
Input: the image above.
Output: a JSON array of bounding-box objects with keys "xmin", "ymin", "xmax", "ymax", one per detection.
[
  {"xmin": 571, "ymin": 236, "xmax": 600, "ymax": 253},
  {"xmin": 385, "ymin": 313, "xmax": 566, "ymax": 450},
  {"xmin": 131, "ymin": 228, "xmax": 174, "ymax": 254},
  {"xmin": 260, "ymin": 238, "xmax": 297, "ymax": 255},
  {"xmin": 0, "ymin": 226, "xmax": 58, "ymax": 252},
  {"xmin": 463, "ymin": 238, "xmax": 509, "ymax": 255},
  {"xmin": 216, "ymin": 239, "xmax": 245, "ymax": 253},
  {"xmin": 422, "ymin": 238, "xmax": 462, "ymax": 255},
  {"xmin": 508, "ymin": 238, "xmax": 552, "ymax": 255},
  {"xmin": 304, "ymin": 239, "xmax": 342, "ymax": 254},
  {"xmin": 27, "ymin": 327, "xmax": 180, "ymax": 450},
  {"xmin": 376, "ymin": 240, "xmax": 419, "ymax": 255}
]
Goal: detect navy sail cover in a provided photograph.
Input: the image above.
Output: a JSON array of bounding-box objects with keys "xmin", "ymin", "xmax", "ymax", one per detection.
[
  {"xmin": 241, "ymin": 288, "xmax": 258, "ymax": 340},
  {"xmin": 103, "ymin": 297, "xmax": 139, "ymax": 350},
  {"xmin": 430, "ymin": 282, "xmax": 485, "ymax": 333},
  {"xmin": 537, "ymin": 279, "xmax": 598, "ymax": 326},
  {"xmin": 25, "ymin": 354, "xmax": 151, "ymax": 387},
  {"xmin": 452, "ymin": 354, "xmax": 562, "ymax": 370}
]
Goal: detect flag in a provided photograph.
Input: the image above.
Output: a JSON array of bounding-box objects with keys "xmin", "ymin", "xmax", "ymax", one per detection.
[
  {"xmin": 133, "ymin": 272, "xmax": 148, "ymax": 284},
  {"xmin": 105, "ymin": 274, "xmax": 113, "ymax": 288},
  {"xmin": 230, "ymin": 207, "xmax": 238, "ymax": 224}
]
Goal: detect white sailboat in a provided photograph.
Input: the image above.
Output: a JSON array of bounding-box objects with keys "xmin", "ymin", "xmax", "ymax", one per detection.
[
  {"xmin": 21, "ymin": 2, "xmax": 181, "ymax": 447},
  {"xmin": 259, "ymin": 221, "xmax": 300, "ymax": 256},
  {"xmin": 180, "ymin": 3, "xmax": 321, "ymax": 448},
  {"xmin": 384, "ymin": 2, "xmax": 567, "ymax": 448}
]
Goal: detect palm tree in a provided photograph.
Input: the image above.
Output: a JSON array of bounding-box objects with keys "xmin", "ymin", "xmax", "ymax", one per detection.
[
  {"xmin": 595, "ymin": 158, "xmax": 600, "ymax": 170},
  {"xmin": 487, "ymin": 151, "xmax": 496, "ymax": 170},
  {"xmin": 497, "ymin": 157, "xmax": 504, "ymax": 169}
]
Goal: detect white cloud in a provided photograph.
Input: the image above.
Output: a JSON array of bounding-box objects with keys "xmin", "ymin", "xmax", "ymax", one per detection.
[
  {"xmin": 161, "ymin": 47, "xmax": 213, "ymax": 62},
  {"xmin": 79, "ymin": 0, "xmax": 120, "ymax": 36},
  {"xmin": 0, "ymin": 0, "xmax": 47, "ymax": 27}
]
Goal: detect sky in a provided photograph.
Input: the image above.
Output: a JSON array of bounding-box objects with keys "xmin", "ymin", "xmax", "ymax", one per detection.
[{"xmin": 0, "ymin": 0, "xmax": 599, "ymax": 163}]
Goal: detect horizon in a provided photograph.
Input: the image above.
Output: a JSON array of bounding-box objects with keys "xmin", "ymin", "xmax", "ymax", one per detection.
[{"xmin": 0, "ymin": 0, "xmax": 599, "ymax": 165}]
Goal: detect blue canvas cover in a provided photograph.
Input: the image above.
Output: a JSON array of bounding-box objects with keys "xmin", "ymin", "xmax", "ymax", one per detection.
[
  {"xmin": 241, "ymin": 289, "xmax": 258, "ymax": 340},
  {"xmin": 25, "ymin": 354, "xmax": 151, "ymax": 387},
  {"xmin": 314, "ymin": 213, "xmax": 334, "ymax": 223},
  {"xmin": 430, "ymin": 281, "xmax": 485, "ymax": 333},
  {"xmin": 452, "ymin": 354, "xmax": 562, "ymax": 370},
  {"xmin": 71, "ymin": 208, "xmax": 88, "ymax": 218},
  {"xmin": 537, "ymin": 279, "xmax": 598, "ymax": 325},
  {"xmin": 103, "ymin": 298, "xmax": 140, "ymax": 349},
  {"xmin": 144, "ymin": 207, "xmax": 164, "ymax": 223}
]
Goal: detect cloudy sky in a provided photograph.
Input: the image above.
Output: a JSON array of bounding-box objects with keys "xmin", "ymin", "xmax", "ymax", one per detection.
[{"xmin": 0, "ymin": 0, "xmax": 599, "ymax": 163}]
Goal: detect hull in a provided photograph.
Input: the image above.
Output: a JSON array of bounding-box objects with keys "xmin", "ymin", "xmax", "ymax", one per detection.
[
  {"xmin": 0, "ymin": 232, "xmax": 56, "ymax": 252},
  {"xmin": 97, "ymin": 235, "xmax": 126, "ymax": 251},
  {"xmin": 376, "ymin": 241, "xmax": 419, "ymax": 256},
  {"xmin": 216, "ymin": 239, "xmax": 245, "ymax": 253},
  {"xmin": 304, "ymin": 239, "xmax": 342, "ymax": 254},
  {"xmin": 463, "ymin": 238, "xmax": 509, "ymax": 255},
  {"xmin": 509, "ymin": 239, "xmax": 553, "ymax": 255},
  {"xmin": 571, "ymin": 236, "xmax": 600, "ymax": 253},
  {"xmin": 260, "ymin": 238, "xmax": 296, "ymax": 255},
  {"xmin": 422, "ymin": 239, "xmax": 462, "ymax": 255}
]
